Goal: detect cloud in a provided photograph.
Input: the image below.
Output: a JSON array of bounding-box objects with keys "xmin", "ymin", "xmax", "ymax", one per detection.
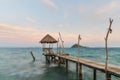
[
  {"xmin": 41, "ymin": 0, "xmax": 58, "ymax": 10},
  {"xmin": 77, "ymin": 4, "xmax": 99, "ymax": 22},
  {"xmin": 0, "ymin": 21, "xmax": 120, "ymax": 47},
  {"xmin": 0, "ymin": 22, "xmax": 38, "ymax": 32},
  {"xmin": 95, "ymin": 0, "xmax": 120, "ymax": 16},
  {"xmin": 78, "ymin": 0, "xmax": 120, "ymax": 18},
  {"xmin": 57, "ymin": 23, "xmax": 70, "ymax": 27},
  {"xmin": 78, "ymin": 5, "xmax": 90, "ymax": 14},
  {"xmin": 0, "ymin": 22, "xmax": 44, "ymax": 46},
  {"xmin": 25, "ymin": 17, "xmax": 37, "ymax": 24},
  {"xmin": 64, "ymin": 11, "xmax": 70, "ymax": 18},
  {"xmin": 77, "ymin": 0, "xmax": 120, "ymax": 21}
]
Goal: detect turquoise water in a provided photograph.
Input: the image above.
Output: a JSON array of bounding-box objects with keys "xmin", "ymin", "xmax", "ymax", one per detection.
[{"xmin": 0, "ymin": 48, "xmax": 120, "ymax": 80}]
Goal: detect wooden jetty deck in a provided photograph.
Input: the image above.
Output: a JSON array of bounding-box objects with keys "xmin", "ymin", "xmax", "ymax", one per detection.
[
  {"xmin": 44, "ymin": 53, "xmax": 120, "ymax": 80},
  {"xmin": 56, "ymin": 54, "xmax": 120, "ymax": 77}
]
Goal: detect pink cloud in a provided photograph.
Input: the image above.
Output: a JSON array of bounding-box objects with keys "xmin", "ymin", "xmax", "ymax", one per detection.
[
  {"xmin": 0, "ymin": 22, "xmax": 44, "ymax": 46},
  {"xmin": 0, "ymin": 22, "xmax": 120, "ymax": 47}
]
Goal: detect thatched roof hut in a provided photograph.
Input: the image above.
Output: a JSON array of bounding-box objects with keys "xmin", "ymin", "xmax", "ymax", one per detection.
[
  {"xmin": 40, "ymin": 34, "xmax": 57, "ymax": 43},
  {"xmin": 40, "ymin": 34, "xmax": 58, "ymax": 54}
]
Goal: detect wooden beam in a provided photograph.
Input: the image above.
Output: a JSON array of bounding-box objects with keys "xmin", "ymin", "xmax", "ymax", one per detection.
[
  {"xmin": 76, "ymin": 62, "xmax": 78, "ymax": 74},
  {"xmin": 105, "ymin": 18, "xmax": 113, "ymax": 80},
  {"xmin": 58, "ymin": 57, "xmax": 61, "ymax": 66},
  {"xmin": 106, "ymin": 72, "xmax": 111, "ymax": 80},
  {"xmin": 93, "ymin": 69, "xmax": 97, "ymax": 80},
  {"xmin": 45, "ymin": 56, "xmax": 50, "ymax": 64},
  {"xmin": 79, "ymin": 63, "xmax": 82, "ymax": 80},
  {"xmin": 66, "ymin": 59, "xmax": 68, "ymax": 73},
  {"xmin": 45, "ymin": 56, "xmax": 47, "ymax": 64},
  {"xmin": 53, "ymin": 56, "xmax": 56, "ymax": 64},
  {"xmin": 48, "ymin": 56, "xmax": 50, "ymax": 64}
]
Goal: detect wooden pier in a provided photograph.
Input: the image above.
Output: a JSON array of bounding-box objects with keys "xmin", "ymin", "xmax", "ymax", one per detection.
[
  {"xmin": 40, "ymin": 34, "xmax": 120, "ymax": 80},
  {"xmin": 44, "ymin": 53, "xmax": 120, "ymax": 80},
  {"xmin": 57, "ymin": 54, "xmax": 120, "ymax": 76}
]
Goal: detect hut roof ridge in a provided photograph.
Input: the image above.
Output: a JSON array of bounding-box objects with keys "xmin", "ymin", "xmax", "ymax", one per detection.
[{"xmin": 40, "ymin": 34, "xmax": 57, "ymax": 43}]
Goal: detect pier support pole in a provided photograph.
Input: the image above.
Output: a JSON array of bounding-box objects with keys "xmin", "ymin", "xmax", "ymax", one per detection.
[
  {"xmin": 66, "ymin": 59, "xmax": 68, "ymax": 73},
  {"xmin": 45, "ymin": 56, "xmax": 50, "ymax": 64},
  {"xmin": 93, "ymin": 69, "xmax": 96, "ymax": 80},
  {"xmin": 48, "ymin": 56, "xmax": 50, "ymax": 64},
  {"xmin": 106, "ymin": 72, "xmax": 111, "ymax": 80},
  {"xmin": 45, "ymin": 56, "xmax": 47, "ymax": 63},
  {"xmin": 79, "ymin": 63, "xmax": 82, "ymax": 80},
  {"xmin": 76, "ymin": 62, "xmax": 78, "ymax": 74},
  {"xmin": 53, "ymin": 56, "xmax": 56, "ymax": 64},
  {"xmin": 58, "ymin": 57, "xmax": 61, "ymax": 66}
]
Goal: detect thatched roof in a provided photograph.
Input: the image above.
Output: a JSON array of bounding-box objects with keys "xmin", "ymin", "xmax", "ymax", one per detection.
[{"xmin": 40, "ymin": 34, "xmax": 57, "ymax": 43}]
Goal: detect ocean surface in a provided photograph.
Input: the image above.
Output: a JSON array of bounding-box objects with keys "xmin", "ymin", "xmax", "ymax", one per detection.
[{"xmin": 0, "ymin": 47, "xmax": 120, "ymax": 80}]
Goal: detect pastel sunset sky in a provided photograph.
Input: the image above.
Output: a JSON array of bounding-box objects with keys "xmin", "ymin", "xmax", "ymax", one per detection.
[{"xmin": 0, "ymin": 0, "xmax": 120, "ymax": 47}]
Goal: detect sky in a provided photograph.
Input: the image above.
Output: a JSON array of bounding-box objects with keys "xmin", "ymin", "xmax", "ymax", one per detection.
[{"xmin": 0, "ymin": 0, "xmax": 120, "ymax": 47}]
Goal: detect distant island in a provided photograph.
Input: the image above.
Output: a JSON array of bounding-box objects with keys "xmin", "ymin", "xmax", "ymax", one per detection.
[{"xmin": 71, "ymin": 44, "xmax": 89, "ymax": 48}]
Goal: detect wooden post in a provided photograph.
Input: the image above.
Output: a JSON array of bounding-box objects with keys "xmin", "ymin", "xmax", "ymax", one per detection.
[
  {"xmin": 30, "ymin": 51, "xmax": 35, "ymax": 61},
  {"xmin": 59, "ymin": 32, "xmax": 64, "ymax": 53},
  {"xmin": 77, "ymin": 35, "xmax": 82, "ymax": 80},
  {"xmin": 48, "ymin": 56, "xmax": 50, "ymax": 64},
  {"xmin": 66, "ymin": 59, "xmax": 68, "ymax": 73},
  {"xmin": 78, "ymin": 34, "xmax": 81, "ymax": 59},
  {"xmin": 58, "ymin": 57, "xmax": 61, "ymax": 66},
  {"xmin": 57, "ymin": 38, "xmax": 59, "ymax": 54},
  {"xmin": 45, "ymin": 56, "xmax": 47, "ymax": 63},
  {"xmin": 105, "ymin": 18, "xmax": 113, "ymax": 80},
  {"xmin": 79, "ymin": 63, "xmax": 82, "ymax": 80},
  {"xmin": 106, "ymin": 72, "xmax": 111, "ymax": 80},
  {"xmin": 46, "ymin": 56, "xmax": 50, "ymax": 64},
  {"xmin": 76, "ymin": 62, "xmax": 78, "ymax": 74},
  {"xmin": 93, "ymin": 69, "xmax": 96, "ymax": 80},
  {"xmin": 53, "ymin": 56, "xmax": 56, "ymax": 64}
]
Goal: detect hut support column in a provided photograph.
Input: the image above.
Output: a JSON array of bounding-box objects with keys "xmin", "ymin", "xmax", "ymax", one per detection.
[
  {"xmin": 54, "ymin": 56, "xmax": 56, "ymax": 64},
  {"xmin": 45, "ymin": 56, "xmax": 50, "ymax": 64},
  {"xmin": 93, "ymin": 69, "xmax": 96, "ymax": 80},
  {"xmin": 79, "ymin": 63, "xmax": 82, "ymax": 80},
  {"xmin": 58, "ymin": 57, "xmax": 61, "ymax": 66},
  {"xmin": 45, "ymin": 56, "xmax": 47, "ymax": 63},
  {"xmin": 66, "ymin": 59, "xmax": 68, "ymax": 73}
]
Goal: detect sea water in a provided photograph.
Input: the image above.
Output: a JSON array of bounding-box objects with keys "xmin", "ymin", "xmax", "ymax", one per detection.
[{"xmin": 0, "ymin": 47, "xmax": 120, "ymax": 80}]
